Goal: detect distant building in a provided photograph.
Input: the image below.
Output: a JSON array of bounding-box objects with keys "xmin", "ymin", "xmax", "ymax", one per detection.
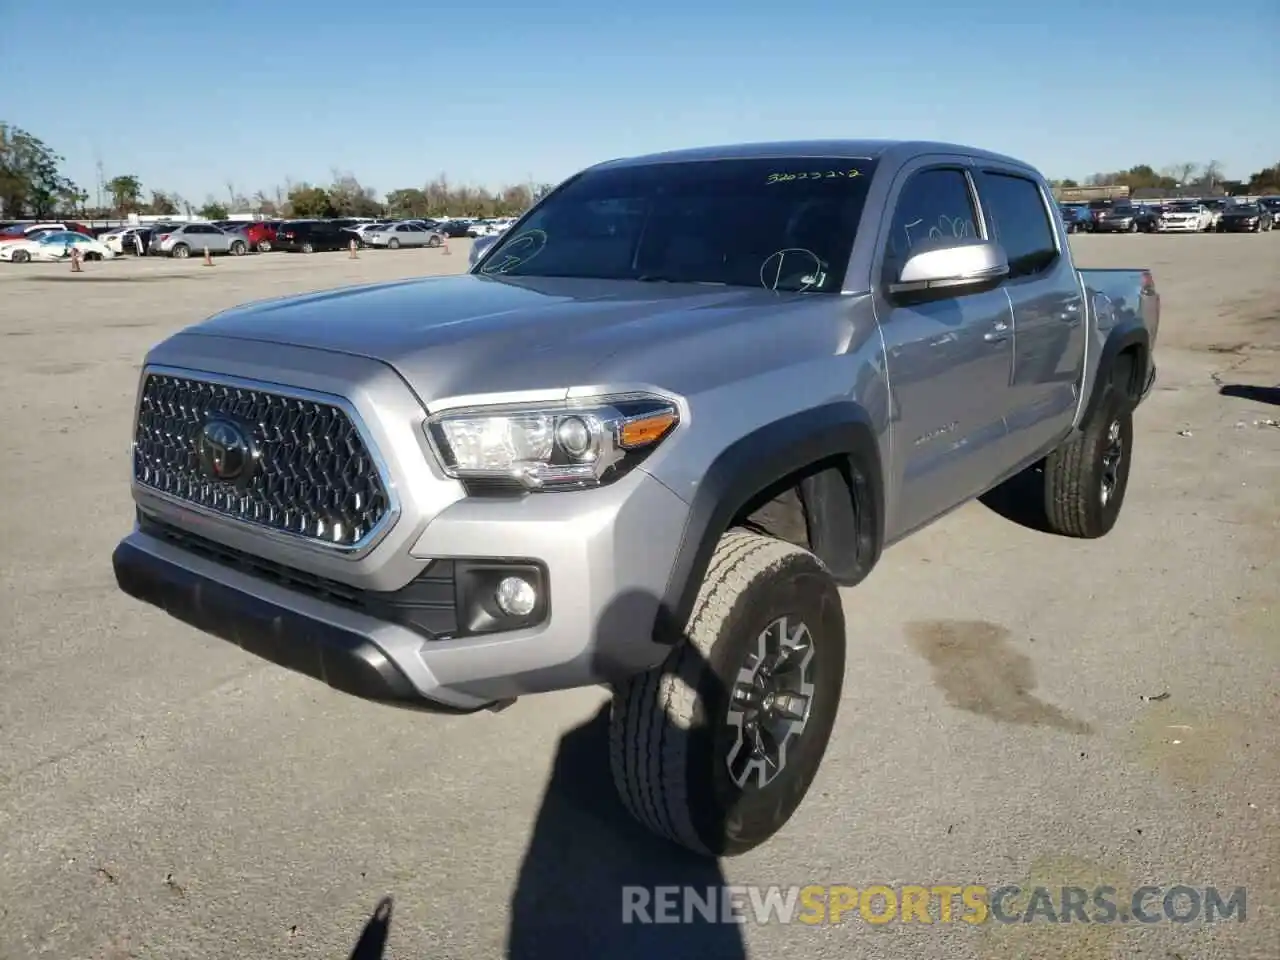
[{"xmin": 1053, "ymin": 184, "xmax": 1130, "ymax": 202}]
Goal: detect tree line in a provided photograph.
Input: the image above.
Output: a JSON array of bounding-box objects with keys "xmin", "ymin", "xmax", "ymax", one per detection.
[
  {"xmin": 4, "ymin": 122, "xmax": 1279, "ymax": 223},
  {"xmin": 1051, "ymin": 160, "xmax": 1280, "ymax": 196},
  {"xmin": 1, "ymin": 123, "xmax": 555, "ymax": 222}
]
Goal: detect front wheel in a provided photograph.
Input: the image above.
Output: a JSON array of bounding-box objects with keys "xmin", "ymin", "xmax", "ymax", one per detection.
[
  {"xmin": 84, "ymin": 251, "xmax": 102, "ymax": 262},
  {"xmin": 427, "ymin": 235, "xmax": 442, "ymax": 247},
  {"xmin": 11, "ymin": 249, "xmax": 31, "ymax": 263},
  {"xmin": 1042, "ymin": 385, "xmax": 1134, "ymax": 538},
  {"xmin": 609, "ymin": 530, "xmax": 846, "ymax": 858}
]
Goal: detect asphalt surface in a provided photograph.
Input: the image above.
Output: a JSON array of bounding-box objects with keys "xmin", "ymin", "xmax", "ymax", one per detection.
[{"xmin": 0, "ymin": 235, "xmax": 1276, "ymax": 960}]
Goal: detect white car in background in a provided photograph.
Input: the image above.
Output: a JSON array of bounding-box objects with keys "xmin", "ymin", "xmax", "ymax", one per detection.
[
  {"xmin": 0, "ymin": 230, "xmax": 117, "ymax": 263},
  {"xmin": 1154, "ymin": 202, "xmax": 1212, "ymax": 233}
]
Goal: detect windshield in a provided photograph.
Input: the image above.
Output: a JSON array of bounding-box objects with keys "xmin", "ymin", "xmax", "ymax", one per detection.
[
  {"xmin": 1168, "ymin": 203, "xmax": 1199, "ymax": 212},
  {"xmin": 476, "ymin": 156, "xmax": 878, "ymax": 292},
  {"xmin": 1228, "ymin": 204, "xmax": 1260, "ymax": 214}
]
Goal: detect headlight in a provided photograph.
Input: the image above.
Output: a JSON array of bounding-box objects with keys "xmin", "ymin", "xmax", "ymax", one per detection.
[{"xmin": 425, "ymin": 393, "xmax": 679, "ymax": 491}]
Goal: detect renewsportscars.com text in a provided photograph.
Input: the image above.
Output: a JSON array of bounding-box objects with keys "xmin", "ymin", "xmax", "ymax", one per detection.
[{"xmin": 622, "ymin": 884, "xmax": 1247, "ymax": 926}]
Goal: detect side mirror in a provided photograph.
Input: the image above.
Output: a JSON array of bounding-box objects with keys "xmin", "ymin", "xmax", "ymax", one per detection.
[
  {"xmin": 888, "ymin": 239, "xmax": 1009, "ymax": 299},
  {"xmin": 469, "ymin": 234, "xmax": 498, "ymax": 269}
]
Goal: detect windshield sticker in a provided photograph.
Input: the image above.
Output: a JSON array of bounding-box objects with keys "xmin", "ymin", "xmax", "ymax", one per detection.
[
  {"xmin": 479, "ymin": 229, "xmax": 547, "ymax": 275},
  {"xmin": 766, "ymin": 169, "xmax": 865, "ymax": 185}
]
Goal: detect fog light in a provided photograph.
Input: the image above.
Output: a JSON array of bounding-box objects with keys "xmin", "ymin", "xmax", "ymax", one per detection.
[{"xmin": 495, "ymin": 576, "xmax": 537, "ymax": 617}]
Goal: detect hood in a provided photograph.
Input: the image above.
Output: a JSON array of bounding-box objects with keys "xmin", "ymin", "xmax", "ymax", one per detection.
[{"xmin": 183, "ymin": 273, "xmax": 854, "ymax": 405}]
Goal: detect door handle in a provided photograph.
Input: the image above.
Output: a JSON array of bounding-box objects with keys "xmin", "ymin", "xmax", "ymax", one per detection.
[{"xmin": 984, "ymin": 322, "xmax": 1010, "ymax": 343}]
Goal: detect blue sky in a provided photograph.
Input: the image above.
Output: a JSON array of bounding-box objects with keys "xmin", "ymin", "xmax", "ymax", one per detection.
[{"xmin": 3, "ymin": 0, "xmax": 1276, "ymax": 204}]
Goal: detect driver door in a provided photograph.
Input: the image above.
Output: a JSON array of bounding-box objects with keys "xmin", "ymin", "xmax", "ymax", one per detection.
[{"xmin": 871, "ymin": 161, "xmax": 1016, "ymax": 540}]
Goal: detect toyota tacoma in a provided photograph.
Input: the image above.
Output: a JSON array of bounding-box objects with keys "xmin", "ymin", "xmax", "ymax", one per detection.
[{"xmin": 113, "ymin": 140, "xmax": 1160, "ymax": 857}]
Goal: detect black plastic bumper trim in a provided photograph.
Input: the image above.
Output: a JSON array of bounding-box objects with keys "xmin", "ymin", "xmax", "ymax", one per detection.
[{"xmin": 112, "ymin": 538, "xmax": 478, "ymax": 714}]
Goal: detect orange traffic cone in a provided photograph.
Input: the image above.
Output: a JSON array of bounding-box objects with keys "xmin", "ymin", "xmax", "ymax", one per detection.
[
  {"xmin": 349, "ymin": 238, "xmax": 359, "ymax": 259},
  {"xmin": 70, "ymin": 248, "xmax": 83, "ymax": 273},
  {"xmin": 202, "ymin": 247, "xmax": 214, "ymax": 266}
]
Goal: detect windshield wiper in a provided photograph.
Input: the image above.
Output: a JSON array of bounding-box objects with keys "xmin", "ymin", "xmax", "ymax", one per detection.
[{"xmin": 635, "ymin": 274, "xmax": 727, "ymax": 285}]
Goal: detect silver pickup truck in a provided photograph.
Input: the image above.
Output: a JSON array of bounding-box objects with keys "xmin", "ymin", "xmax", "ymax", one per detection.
[{"xmin": 113, "ymin": 140, "xmax": 1159, "ymax": 858}]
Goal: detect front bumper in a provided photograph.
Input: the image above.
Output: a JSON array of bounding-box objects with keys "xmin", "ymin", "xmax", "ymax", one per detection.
[
  {"xmin": 113, "ymin": 533, "xmax": 447, "ymax": 709},
  {"xmin": 1217, "ymin": 220, "xmax": 1262, "ymax": 232},
  {"xmin": 115, "ymin": 458, "xmax": 688, "ymax": 711},
  {"xmin": 1154, "ymin": 221, "xmax": 1202, "ymax": 232}
]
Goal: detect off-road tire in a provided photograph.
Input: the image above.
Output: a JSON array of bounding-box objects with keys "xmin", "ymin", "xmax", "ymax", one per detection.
[
  {"xmin": 1042, "ymin": 385, "xmax": 1134, "ymax": 538},
  {"xmin": 609, "ymin": 529, "xmax": 845, "ymax": 858}
]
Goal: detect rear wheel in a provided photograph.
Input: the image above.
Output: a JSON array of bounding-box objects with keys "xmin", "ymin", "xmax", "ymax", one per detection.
[
  {"xmin": 171, "ymin": 244, "xmax": 190, "ymax": 259},
  {"xmin": 609, "ymin": 530, "xmax": 846, "ymax": 857},
  {"xmin": 301, "ymin": 242, "xmax": 314, "ymax": 254},
  {"xmin": 84, "ymin": 251, "xmax": 102, "ymax": 262},
  {"xmin": 230, "ymin": 240, "xmax": 247, "ymax": 256},
  {"xmin": 257, "ymin": 240, "xmax": 272, "ymax": 252},
  {"xmin": 388, "ymin": 237, "xmax": 400, "ymax": 249},
  {"xmin": 1042, "ymin": 384, "xmax": 1134, "ymax": 538}
]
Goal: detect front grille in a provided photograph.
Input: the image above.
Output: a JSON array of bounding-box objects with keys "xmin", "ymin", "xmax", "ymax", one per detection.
[{"xmin": 132, "ymin": 372, "xmax": 392, "ymax": 548}]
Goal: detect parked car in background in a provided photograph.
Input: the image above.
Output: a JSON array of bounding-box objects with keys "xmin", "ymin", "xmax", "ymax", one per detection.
[
  {"xmin": 1199, "ymin": 198, "xmax": 1226, "ymax": 231},
  {"xmin": 1092, "ymin": 203, "xmax": 1143, "ymax": 233},
  {"xmin": 1153, "ymin": 202, "xmax": 1211, "ymax": 233},
  {"xmin": 0, "ymin": 230, "xmax": 117, "ymax": 263},
  {"xmin": 1058, "ymin": 204, "xmax": 1091, "ymax": 233},
  {"xmin": 1086, "ymin": 198, "xmax": 1115, "ymax": 230},
  {"xmin": 149, "ymin": 223, "xmax": 248, "ymax": 258},
  {"xmin": 365, "ymin": 222, "xmax": 444, "ymax": 249},
  {"xmin": 224, "ymin": 220, "xmax": 278, "ymax": 252},
  {"xmin": 437, "ymin": 219, "xmax": 476, "ymax": 239},
  {"xmin": 0, "ymin": 222, "xmax": 72, "ymax": 241},
  {"xmin": 1216, "ymin": 201, "xmax": 1274, "ymax": 233},
  {"xmin": 273, "ymin": 220, "xmax": 358, "ymax": 253}
]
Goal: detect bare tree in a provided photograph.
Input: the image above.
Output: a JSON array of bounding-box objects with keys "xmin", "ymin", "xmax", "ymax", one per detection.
[
  {"xmin": 1201, "ymin": 160, "xmax": 1224, "ymax": 189},
  {"xmin": 1173, "ymin": 162, "xmax": 1200, "ymax": 185}
]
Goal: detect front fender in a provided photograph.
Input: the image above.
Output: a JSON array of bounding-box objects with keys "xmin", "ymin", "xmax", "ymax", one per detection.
[{"xmin": 655, "ymin": 401, "xmax": 885, "ymax": 638}]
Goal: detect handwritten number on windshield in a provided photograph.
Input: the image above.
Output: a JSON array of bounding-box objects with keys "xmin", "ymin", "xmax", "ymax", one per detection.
[{"xmin": 766, "ymin": 169, "xmax": 864, "ymax": 185}]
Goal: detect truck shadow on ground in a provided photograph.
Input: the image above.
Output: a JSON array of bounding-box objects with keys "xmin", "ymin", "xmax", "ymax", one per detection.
[
  {"xmin": 977, "ymin": 463, "xmax": 1053, "ymax": 534},
  {"xmin": 506, "ymin": 599, "xmax": 747, "ymax": 960},
  {"xmin": 1218, "ymin": 383, "xmax": 1280, "ymax": 407},
  {"xmin": 343, "ymin": 597, "xmax": 747, "ymax": 959},
  {"xmin": 505, "ymin": 700, "xmax": 747, "ymax": 959}
]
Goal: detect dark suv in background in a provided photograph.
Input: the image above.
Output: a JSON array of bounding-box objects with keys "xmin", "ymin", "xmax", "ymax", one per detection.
[{"xmin": 273, "ymin": 219, "xmax": 362, "ymax": 252}]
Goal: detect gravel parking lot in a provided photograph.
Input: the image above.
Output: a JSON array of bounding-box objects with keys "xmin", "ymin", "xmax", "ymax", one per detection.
[{"xmin": 1, "ymin": 235, "xmax": 1276, "ymax": 960}]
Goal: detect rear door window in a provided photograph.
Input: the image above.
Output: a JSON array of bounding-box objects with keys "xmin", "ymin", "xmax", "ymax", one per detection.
[{"xmin": 977, "ymin": 172, "xmax": 1059, "ymax": 279}]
